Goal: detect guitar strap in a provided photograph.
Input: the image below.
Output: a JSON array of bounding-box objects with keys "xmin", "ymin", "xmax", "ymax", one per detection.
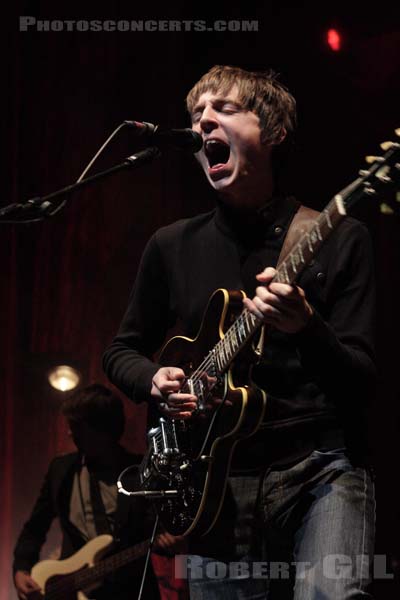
[
  {"xmin": 277, "ymin": 204, "xmax": 320, "ymax": 268},
  {"xmin": 254, "ymin": 204, "xmax": 320, "ymax": 357},
  {"xmin": 88, "ymin": 469, "xmax": 113, "ymax": 535}
]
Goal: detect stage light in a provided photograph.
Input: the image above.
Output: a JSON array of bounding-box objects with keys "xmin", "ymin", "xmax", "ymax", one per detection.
[
  {"xmin": 326, "ymin": 28, "xmax": 342, "ymax": 52},
  {"xmin": 48, "ymin": 365, "xmax": 80, "ymax": 391}
]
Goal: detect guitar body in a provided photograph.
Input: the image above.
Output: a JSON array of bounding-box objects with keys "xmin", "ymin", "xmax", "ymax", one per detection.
[
  {"xmin": 142, "ymin": 289, "xmax": 267, "ymax": 537},
  {"xmin": 31, "ymin": 535, "xmax": 113, "ymax": 599}
]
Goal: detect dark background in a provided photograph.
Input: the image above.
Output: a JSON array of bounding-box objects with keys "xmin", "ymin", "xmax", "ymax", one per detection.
[{"xmin": 1, "ymin": 1, "xmax": 399, "ymax": 598}]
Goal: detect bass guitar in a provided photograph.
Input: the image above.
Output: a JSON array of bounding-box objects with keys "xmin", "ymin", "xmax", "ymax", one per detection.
[{"xmin": 30, "ymin": 534, "xmax": 149, "ymax": 599}]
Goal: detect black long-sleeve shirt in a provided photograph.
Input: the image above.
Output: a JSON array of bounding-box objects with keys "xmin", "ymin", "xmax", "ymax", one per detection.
[{"xmin": 103, "ymin": 195, "xmax": 376, "ymax": 463}]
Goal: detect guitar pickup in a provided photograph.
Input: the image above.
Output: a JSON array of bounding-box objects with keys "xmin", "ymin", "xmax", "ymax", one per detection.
[{"xmin": 187, "ymin": 377, "xmax": 206, "ymax": 412}]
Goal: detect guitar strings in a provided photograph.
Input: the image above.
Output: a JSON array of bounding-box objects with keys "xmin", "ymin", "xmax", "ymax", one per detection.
[
  {"xmin": 189, "ymin": 310, "xmax": 256, "ymax": 383},
  {"xmin": 185, "ymin": 308, "xmax": 261, "ymax": 390}
]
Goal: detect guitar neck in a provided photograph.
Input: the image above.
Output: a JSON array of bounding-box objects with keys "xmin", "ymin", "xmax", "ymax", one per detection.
[
  {"xmin": 190, "ymin": 195, "xmax": 347, "ymax": 382},
  {"xmin": 73, "ymin": 538, "xmax": 150, "ymax": 590}
]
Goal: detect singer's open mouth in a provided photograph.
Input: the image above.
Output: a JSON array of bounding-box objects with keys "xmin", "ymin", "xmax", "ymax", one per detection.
[{"xmin": 205, "ymin": 139, "xmax": 231, "ymax": 168}]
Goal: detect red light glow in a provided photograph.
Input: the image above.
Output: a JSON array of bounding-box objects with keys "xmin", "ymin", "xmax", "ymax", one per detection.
[{"xmin": 327, "ymin": 28, "xmax": 342, "ymax": 52}]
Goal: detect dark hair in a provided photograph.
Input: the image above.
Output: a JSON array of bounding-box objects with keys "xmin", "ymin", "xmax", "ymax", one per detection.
[
  {"xmin": 61, "ymin": 384, "xmax": 125, "ymax": 441},
  {"xmin": 186, "ymin": 65, "xmax": 297, "ymax": 189}
]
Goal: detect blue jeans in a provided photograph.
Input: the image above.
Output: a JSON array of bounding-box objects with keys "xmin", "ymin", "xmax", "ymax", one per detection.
[{"xmin": 187, "ymin": 449, "xmax": 375, "ymax": 599}]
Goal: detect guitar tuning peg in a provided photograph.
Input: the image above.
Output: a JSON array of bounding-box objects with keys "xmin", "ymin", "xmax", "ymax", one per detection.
[
  {"xmin": 380, "ymin": 141, "xmax": 400, "ymax": 151},
  {"xmin": 380, "ymin": 141, "xmax": 395, "ymax": 151},
  {"xmin": 365, "ymin": 156, "xmax": 383, "ymax": 164},
  {"xmin": 380, "ymin": 203, "xmax": 394, "ymax": 215}
]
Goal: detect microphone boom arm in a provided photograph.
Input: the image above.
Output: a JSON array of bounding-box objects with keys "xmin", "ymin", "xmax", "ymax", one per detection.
[{"xmin": 0, "ymin": 146, "xmax": 161, "ymax": 224}]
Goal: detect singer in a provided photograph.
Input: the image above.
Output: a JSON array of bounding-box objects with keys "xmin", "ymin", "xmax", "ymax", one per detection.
[{"xmin": 103, "ymin": 65, "xmax": 376, "ymax": 599}]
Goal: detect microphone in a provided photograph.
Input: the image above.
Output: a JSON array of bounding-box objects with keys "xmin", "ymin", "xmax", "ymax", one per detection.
[{"xmin": 124, "ymin": 120, "xmax": 203, "ymax": 152}]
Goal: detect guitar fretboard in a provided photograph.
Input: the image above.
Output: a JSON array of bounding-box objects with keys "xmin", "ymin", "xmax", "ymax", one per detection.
[
  {"xmin": 74, "ymin": 538, "xmax": 150, "ymax": 588},
  {"xmin": 45, "ymin": 538, "xmax": 151, "ymax": 598}
]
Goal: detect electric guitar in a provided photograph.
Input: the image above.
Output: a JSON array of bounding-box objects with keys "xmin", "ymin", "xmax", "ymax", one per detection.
[
  {"xmin": 139, "ymin": 133, "xmax": 400, "ymax": 538},
  {"xmin": 30, "ymin": 534, "xmax": 150, "ymax": 599}
]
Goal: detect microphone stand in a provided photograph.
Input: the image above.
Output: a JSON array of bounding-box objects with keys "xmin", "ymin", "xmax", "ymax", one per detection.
[{"xmin": 0, "ymin": 146, "xmax": 161, "ymax": 224}]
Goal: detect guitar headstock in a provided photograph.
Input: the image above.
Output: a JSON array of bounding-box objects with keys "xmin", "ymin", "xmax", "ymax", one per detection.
[
  {"xmin": 338, "ymin": 129, "xmax": 400, "ymax": 216},
  {"xmin": 363, "ymin": 128, "xmax": 400, "ymax": 216}
]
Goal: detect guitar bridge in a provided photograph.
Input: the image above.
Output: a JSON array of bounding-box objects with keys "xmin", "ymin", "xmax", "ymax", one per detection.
[{"xmin": 149, "ymin": 418, "xmax": 180, "ymax": 462}]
